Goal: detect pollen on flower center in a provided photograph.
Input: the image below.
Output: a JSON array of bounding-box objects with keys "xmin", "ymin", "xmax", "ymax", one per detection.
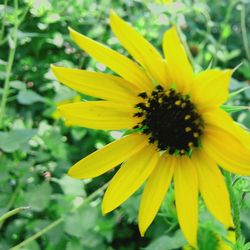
[{"xmin": 133, "ymin": 85, "xmax": 204, "ymax": 155}]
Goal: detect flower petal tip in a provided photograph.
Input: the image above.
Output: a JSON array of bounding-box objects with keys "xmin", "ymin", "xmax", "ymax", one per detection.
[
  {"xmin": 109, "ymin": 10, "xmax": 119, "ymax": 24},
  {"xmin": 67, "ymin": 168, "xmax": 76, "ymax": 178},
  {"xmin": 101, "ymin": 205, "xmax": 110, "ymax": 215},
  {"xmin": 139, "ymin": 228, "xmax": 145, "ymax": 237},
  {"xmin": 67, "ymin": 26, "xmax": 74, "ymax": 33},
  {"xmin": 68, "ymin": 27, "xmax": 78, "ymax": 38},
  {"xmin": 67, "ymin": 164, "xmax": 84, "ymax": 179},
  {"xmin": 50, "ymin": 64, "xmax": 59, "ymax": 76},
  {"xmin": 56, "ymin": 104, "xmax": 64, "ymax": 112},
  {"xmin": 109, "ymin": 9, "xmax": 116, "ymax": 16},
  {"xmin": 101, "ymin": 209, "xmax": 107, "ymax": 216},
  {"xmin": 164, "ymin": 26, "xmax": 177, "ymax": 38}
]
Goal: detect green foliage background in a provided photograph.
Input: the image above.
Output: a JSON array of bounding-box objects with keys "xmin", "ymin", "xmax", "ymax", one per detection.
[{"xmin": 0, "ymin": 0, "xmax": 250, "ymax": 249}]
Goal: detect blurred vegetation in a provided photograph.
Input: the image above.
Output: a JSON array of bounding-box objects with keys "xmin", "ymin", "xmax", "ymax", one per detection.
[{"xmin": 0, "ymin": 0, "xmax": 250, "ymax": 249}]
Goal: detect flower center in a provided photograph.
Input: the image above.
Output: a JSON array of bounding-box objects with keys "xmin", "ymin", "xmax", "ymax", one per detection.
[{"xmin": 133, "ymin": 85, "xmax": 204, "ymax": 156}]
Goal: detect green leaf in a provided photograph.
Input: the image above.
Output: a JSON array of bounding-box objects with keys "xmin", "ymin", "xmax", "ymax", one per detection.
[
  {"xmin": 17, "ymin": 89, "xmax": 44, "ymax": 105},
  {"xmin": 25, "ymin": 182, "xmax": 52, "ymax": 212},
  {"xmin": 221, "ymin": 24, "xmax": 231, "ymax": 39},
  {"xmin": 0, "ymin": 129, "xmax": 37, "ymax": 152},
  {"xmin": 96, "ymin": 216, "xmax": 116, "ymax": 242},
  {"xmin": 42, "ymin": 130, "xmax": 67, "ymax": 159},
  {"xmin": 9, "ymin": 80, "xmax": 27, "ymax": 90},
  {"xmin": 57, "ymin": 175, "xmax": 86, "ymax": 196},
  {"xmin": 63, "ymin": 205, "xmax": 98, "ymax": 238},
  {"xmin": 229, "ymin": 86, "xmax": 250, "ymax": 99},
  {"xmin": 145, "ymin": 230, "xmax": 186, "ymax": 250},
  {"xmin": 221, "ymin": 105, "xmax": 250, "ymax": 113},
  {"xmin": 66, "ymin": 239, "xmax": 82, "ymax": 250},
  {"xmin": 54, "ymin": 85, "xmax": 77, "ymax": 103},
  {"xmin": 198, "ymin": 227, "xmax": 219, "ymax": 250}
]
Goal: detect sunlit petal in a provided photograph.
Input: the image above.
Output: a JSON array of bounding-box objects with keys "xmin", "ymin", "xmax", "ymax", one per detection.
[
  {"xmin": 68, "ymin": 134, "xmax": 147, "ymax": 179},
  {"xmin": 102, "ymin": 144, "xmax": 159, "ymax": 214},
  {"xmin": 69, "ymin": 27, "xmax": 153, "ymax": 92},
  {"xmin": 51, "ymin": 65, "xmax": 141, "ymax": 104},
  {"xmin": 139, "ymin": 153, "xmax": 174, "ymax": 236},
  {"xmin": 192, "ymin": 69, "xmax": 232, "ymax": 110},
  {"xmin": 203, "ymin": 125, "xmax": 250, "ymax": 175},
  {"xmin": 163, "ymin": 27, "xmax": 194, "ymax": 93},
  {"xmin": 110, "ymin": 11, "xmax": 168, "ymax": 87},
  {"xmin": 193, "ymin": 151, "xmax": 234, "ymax": 227},
  {"xmin": 174, "ymin": 156, "xmax": 198, "ymax": 247},
  {"xmin": 58, "ymin": 101, "xmax": 139, "ymax": 130}
]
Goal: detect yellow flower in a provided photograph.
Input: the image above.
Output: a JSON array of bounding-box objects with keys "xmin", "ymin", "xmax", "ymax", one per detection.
[
  {"xmin": 52, "ymin": 95, "xmax": 81, "ymax": 122},
  {"xmin": 51, "ymin": 11, "xmax": 250, "ymax": 248},
  {"xmin": 155, "ymin": 0, "xmax": 173, "ymax": 4}
]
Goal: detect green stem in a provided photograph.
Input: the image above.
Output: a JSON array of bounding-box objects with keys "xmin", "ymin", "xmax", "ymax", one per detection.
[
  {"xmin": 10, "ymin": 182, "xmax": 109, "ymax": 250},
  {"xmin": 6, "ymin": 181, "xmax": 22, "ymax": 210},
  {"xmin": 0, "ymin": 1, "xmax": 30, "ymax": 128},
  {"xmin": 170, "ymin": 10, "xmax": 196, "ymax": 69},
  {"xmin": 0, "ymin": 181, "xmax": 22, "ymax": 229},
  {"xmin": 0, "ymin": 207, "xmax": 30, "ymax": 223},
  {"xmin": 176, "ymin": 25, "xmax": 196, "ymax": 69},
  {"xmin": 0, "ymin": 0, "xmax": 19, "ymax": 129},
  {"xmin": 212, "ymin": 0, "xmax": 237, "ymax": 67},
  {"xmin": 240, "ymin": 3, "xmax": 250, "ymax": 62},
  {"xmin": 0, "ymin": 0, "xmax": 8, "ymax": 45},
  {"xmin": 224, "ymin": 171, "xmax": 242, "ymax": 241}
]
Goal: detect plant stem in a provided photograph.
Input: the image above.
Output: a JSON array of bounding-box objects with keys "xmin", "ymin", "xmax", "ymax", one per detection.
[
  {"xmin": 0, "ymin": 0, "xmax": 30, "ymax": 128},
  {"xmin": 10, "ymin": 182, "xmax": 109, "ymax": 250},
  {"xmin": 0, "ymin": 0, "xmax": 8, "ymax": 45},
  {"xmin": 212, "ymin": 0, "xmax": 236, "ymax": 67},
  {"xmin": 240, "ymin": 3, "xmax": 250, "ymax": 62},
  {"xmin": 176, "ymin": 25, "xmax": 196, "ymax": 69},
  {"xmin": 0, "ymin": 181, "xmax": 22, "ymax": 229},
  {"xmin": 0, "ymin": 207, "xmax": 30, "ymax": 223},
  {"xmin": 224, "ymin": 171, "xmax": 242, "ymax": 242},
  {"xmin": 0, "ymin": 0, "xmax": 19, "ymax": 129},
  {"xmin": 6, "ymin": 181, "xmax": 22, "ymax": 210}
]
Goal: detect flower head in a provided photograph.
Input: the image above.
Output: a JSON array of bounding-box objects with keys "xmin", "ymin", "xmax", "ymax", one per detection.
[{"xmin": 51, "ymin": 11, "xmax": 250, "ymax": 247}]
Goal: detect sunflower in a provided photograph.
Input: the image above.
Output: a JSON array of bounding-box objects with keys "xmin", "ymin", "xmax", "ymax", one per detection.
[{"xmin": 51, "ymin": 11, "xmax": 250, "ymax": 247}]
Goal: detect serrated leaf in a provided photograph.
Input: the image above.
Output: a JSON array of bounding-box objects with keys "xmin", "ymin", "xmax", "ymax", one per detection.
[
  {"xmin": 57, "ymin": 175, "xmax": 85, "ymax": 196},
  {"xmin": 63, "ymin": 205, "xmax": 98, "ymax": 238},
  {"xmin": 25, "ymin": 182, "xmax": 52, "ymax": 212},
  {"xmin": 145, "ymin": 230, "xmax": 186, "ymax": 250},
  {"xmin": 0, "ymin": 129, "xmax": 37, "ymax": 152}
]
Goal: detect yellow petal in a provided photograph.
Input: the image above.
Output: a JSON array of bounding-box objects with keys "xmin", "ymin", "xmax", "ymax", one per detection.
[
  {"xmin": 68, "ymin": 27, "xmax": 153, "ymax": 92},
  {"xmin": 102, "ymin": 144, "xmax": 159, "ymax": 214},
  {"xmin": 139, "ymin": 153, "xmax": 174, "ymax": 236},
  {"xmin": 51, "ymin": 65, "xmax": 141, "ymax": 104},
  {"xmin": 68, "ymin": 133, "xmax": 147, "ymax": 179},
  {"xmin": 58, "ymin": 101, "xmax": 139, "ymax": 130},
  {"xmin": 174, "ymin": 156, "xmax": 198, "ymax": 247},
  {"xmin": 110, "ymin": 11, "xmax": 167, "ymax": 87},
  {"xmin": 162, "ymin": 27, "xmax": 194, "ymax": 93},
  {"xmin": 203, "ymin": 108, "xmax": 250, "ymax": 150},
  {"xmin": 193, "ymin": 151, "xmax": 234, "ymax": 227},
  {"xmin": 203, "ymin": 125, "xmax": 250, "ymax": 175},
  {"xmin": 192, "ymin": 69, "xmax": 232, "ymax": 110}
]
